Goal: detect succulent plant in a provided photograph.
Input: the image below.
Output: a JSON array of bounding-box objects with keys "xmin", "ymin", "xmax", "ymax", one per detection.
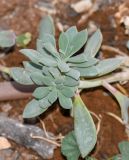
[{"xmin": 10, "ymin": 15, "xmax": 124, "ymax": 160}]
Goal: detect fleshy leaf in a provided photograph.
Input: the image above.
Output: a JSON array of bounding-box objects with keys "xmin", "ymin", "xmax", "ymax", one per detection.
[
  {"xmin": 0, "ymin": 30, "xmax": 16, "ymax": 48},
  {"xmin": 48, "ymin": 67, "xmax": 60, "ymax": 78},
  {"xmin": 33, "ymin": 87, "xmax": 51, "ymax": 99},
  {"xmin": 23, "ymin": 61, "xmax": 42, "ymax": 72},
  {"xmin": 65, "ymin": 69, "xmax": 80, "ymax": 80},
  {"xmin": 66, "ymin": 29, "xmax": 88, "ymax": 58},
  {"xmin": 65, "ymin": 26, "xmax": 78, "ymax": 42},
  {"xmin": 73, "ymin": 94, "xmax": 97, "ymax": 158},
  {"xmin": 74, "ymin": 66, "xmax": 98, "ymax": 77},
  {"xmin": 44, "ymin": 43, "xmax": 60, "ymax": 59},
  {"xmin": 20, "ymin": 49, "xmax": 40, "ymax": 64},
  {"xmin": 114, "ymin": 91, "xmax": 129, "ymax": 124},
  {"xmin": 59, "ymin": 32, "xmax": 69, "ymax": 54},
  {"xmin": 84, "ymin": 29, "xmax": 102, "ymax": 58},
  {"xmin": 39, "ymin": 96, "xmax": 51, "ymax": 108},
  {"xmin": 10, "ymin": 67, "xmax": 33, "ymax": 85},
  {"xmin": 102, "ymin": 81, "xmax": 129, "ymax": 124},
  {"xmin": 42, "ymin": 66, "xmax": 53, "ymax": 77},
  {"xmin": 64, "ymin": 76, "xmax": 79, "ymax": 87},
  {"xmin": 30, "ymin": 72, "xmax": 45, "ymax": 85},
  {"xmin": 39, "ymin": 15, "xmax": 55, "ymax": 41},
  {"xmin": 39, "ymin": 33, "xmax": 56, "ymax": 47},
  {"xmin": 67, "ymin": 53, "xmax": 88, "ymax": 63},
  {"xmin": 61, "ymin": 86, "xmax": 75, "ymax": 98},
  {"xmin": 118, "ymin": 141, "xmax": 129, "ymax": 160},
  {"xmin": 58, "ymin": 61, "xmax": 70, "ymax": 73},
  {"xmin": 58, "ymin": 92, "xmax": 73, "ymax": 109},
  {"xmin": 23, "ymin": 99, "xmax": 47, "ymax": 118},
  {"xmin": 48, "ymin": 88, "xmax": 58, "ymax": 104},
  {"xmin": 69, "ymin": 58, "xmax": 99, "ymax": 68},
  {"xmin": 61, "ymin": 131, "xmax": 80, "ymax": 160},
  {"xmin": 95, "ymin": 58, "xmax": 123, "ymax": 76}
]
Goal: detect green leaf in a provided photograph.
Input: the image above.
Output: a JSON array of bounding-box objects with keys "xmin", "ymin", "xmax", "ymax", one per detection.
[
  {"xmin": 39, "ymin": 15, "xmax": 55, "ymax": 41},
  {"xmin": 44, "ymin": 42, "xmax": 60, "ymax": 59},
  {"xmin": 95, "ymin": 58, "xmax": 123, "ymax": 76},
  {"xmin": 23, "ymin": 99, "xmax": 47, "ymax": 118},
  {"xmin": 115, "ymin": 92, "xmax": 129, "ymax": 124},
  {"xmin": 67, "ymin": 53, "xmax": 88, "ymax": 63},
  {"xmin": 58, "ymin": 92, "xmax": 73, "ymax": 109},
  {"xmin": 48, "ymin": 88, "xmax": 58, "ymax": 104},
  {"xmin": 40, "ymin": 33, "xmax": 56, "ymax": 47},
  {"xmin": 20, "ymin": 49, "xmax": 40, "ymax": 64},
  {"xmin": 30, "ymin": 72, "xmax": 45, "ymax": 85},
  {"xmin": 59, "ymin": 32, "xmax": 69, "ymax": 54},
  {"xmin": 39, "ymin": 55, "xmax": 57, "ymax": 67},
  {"xmin": 58, "ymin": 61, "xmax": 70, "ymax": 73},
  {"xmin": 33, "ymin": 87, "xmax": 51, "ymax": 99},
  {"xmin": 60, "ymin": 86, "xmax": 75, "ymax": 98},
  {"xmin": 65, "ymin": 69, "xmax": 80, "ymax": 80},
  {"xmin": 65, "ymin": 26, "xmax": 78, "ymax": 42},
  {"xmin": 118, "ymin": 141, "xmax": 129, "ymax": 160},
  {"xmin": 42, "ymin": 66, "xmax": 53, "ymax": 77},
  {"xmin": 10, "ymin": 67, "xmax": 33, "ymax": 85},
  {"xmin": 0, "ymin": 30, "xmax": 16, "ymax": 47},
  {"xmin": 66, "ymin": 29, "xmax": 88, "ymax": 58},
  {"xmin": 41, "ymin": 76, "xmax": 54, "ymax": 86},
  {"xmin": 64, "ymin": 76, "xmax": 79, "ymax": 87},
  {"xmin": 112, "ymin": 155, "xmax": 120, "ymax": 160},
  {"xmin": 69, "ymin": 58, "xmax": 99, "ymax": 68},
  {"xmin": 59, "ymin": 27, "xmax": 78, "ymax": 56},
  {"xmin": 74, "ymin": 66, "xmax": 98, "ymax": 77},
  {"xmin": 84, "ymin": 29, "xmax": 102, "ymax": 58},
  {"xmin": 73, "ymin": 94, "xmax": 97, "ymax": 158},
  {"xmin": 23, "ymin": 61, "xmax": 42, "ymax": 72},
  {"xmin": 48, "ymin": 67, "xmax": 60, "ymax": 78},
  {"xmin": 61, "ymin": 131, "xmax": 80, "ymax": 160},
  {"xmin": 39, "ymin": 96, "xmax": 51, "ymax": 108}
]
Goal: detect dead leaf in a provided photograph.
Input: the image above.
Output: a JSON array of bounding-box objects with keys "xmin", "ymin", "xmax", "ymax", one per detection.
[{"xmin": 0, "ymin": 137, "xmax": 11, "ymax": 150}]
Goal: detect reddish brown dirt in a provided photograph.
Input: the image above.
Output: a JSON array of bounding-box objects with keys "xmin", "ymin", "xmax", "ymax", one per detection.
[{"xmin": 0, "ymin": 0, "xmax": 128, "ymax": 160}]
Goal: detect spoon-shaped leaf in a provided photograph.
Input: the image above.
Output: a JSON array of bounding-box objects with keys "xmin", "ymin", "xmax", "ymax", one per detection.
[
  {"xmin": 10, "ymin": 67, "xmax": 33, "ymax": 85},
  {"xmin": 23, "ymin": 99, "xmax": 47, "ymax": 118},
  {"xmin": 84, "ymin": 29, "xmax": 102, "ymax": 58},
  {"xmin": 58, "ymin": 92, "xmax": 73, "ymax": 109},
  {"xmin": 39, "ymin": 15, "xmax": 55, "ymax": 41},
  {"xmin": 102, "ymin": 81, "xmax": 129, "ymax": 124},
  {"xmin": 115, "ymin": 92, "xmax": 129, "ymax": 124},
  {"xmin": 23, "ymin": 61, "xmax": 42, "ymax": 72},
  {"xmin": 65, "ymin": 68, "xmax": 80, "ymax": 80},
  {"xmin": 67, "ymin": 53, "xmax": 88, "ymax": 63},
  {"xmin": 118, "ymin": 141, "xmax": 129, "ymax": 160},
  {"xmin": 69, "ymin": 58, "xmax": 99, "ymax": 68},
  {"xmin": 95, "ymin": 58, "xmax": 123, "ymax": 76},
  {"xmin": 20, "ymin": 49, "xmax": 40, "ymax": 64},
  {"xmin": 66, "ymin": 29, "xmax": 88, "ymax": 58},
  {"xmin": 73, "ymin": 93, "xmax": 97, "ymax": 158},
  {"xmin": 65, "ymin": 26, "xmax": 78, "ymax": 42},
  {"xmin": 33, "ymin": 87, "xmax": 51, "ymax": 99},
  {"xmin": 61, "ymin": 131, "xmax": 80, "ymax": 160}
]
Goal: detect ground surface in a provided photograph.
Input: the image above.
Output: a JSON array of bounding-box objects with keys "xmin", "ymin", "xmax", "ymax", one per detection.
[{"xmin": 0, "ymin": 0, "xmax": 128, "ymax": 160}]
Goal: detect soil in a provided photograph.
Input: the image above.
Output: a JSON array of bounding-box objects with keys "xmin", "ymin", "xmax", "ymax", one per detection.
[{"xmin": 0, "ymin": 0, "xmax": 129, "ymax": 160}]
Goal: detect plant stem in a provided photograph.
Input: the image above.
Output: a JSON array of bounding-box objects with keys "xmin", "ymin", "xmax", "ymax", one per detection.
[{"xmin": 79, "ymin": 69, "xmax": 129, "ymax": 89}]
